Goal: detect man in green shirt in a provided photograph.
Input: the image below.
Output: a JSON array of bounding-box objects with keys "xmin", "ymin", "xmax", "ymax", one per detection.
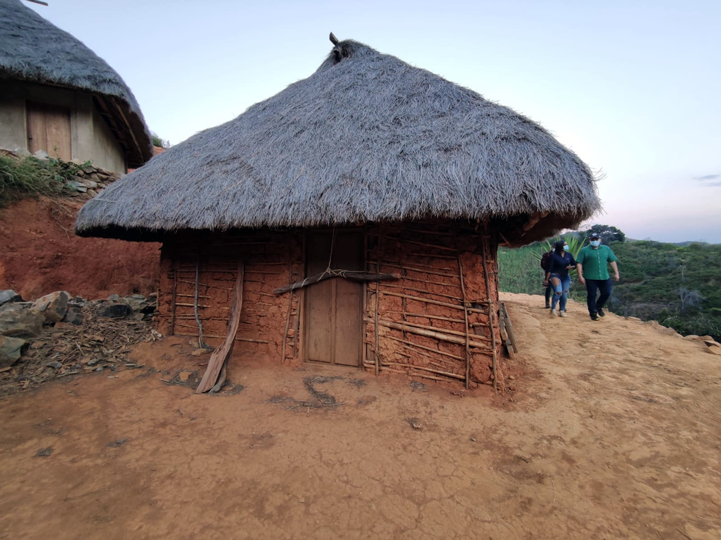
[{"xmin": 576, "ymin": 232, "xmax": 620, "ymax": 321}]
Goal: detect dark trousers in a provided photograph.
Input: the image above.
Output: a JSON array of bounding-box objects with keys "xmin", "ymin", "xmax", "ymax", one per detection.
[
  {"xmin": 544, "ymin": 284, "xmax": 553, "ymax": 306},
  {"xmin": 585, "ymin": 278, "xmax": 612, "ymax": 315}
]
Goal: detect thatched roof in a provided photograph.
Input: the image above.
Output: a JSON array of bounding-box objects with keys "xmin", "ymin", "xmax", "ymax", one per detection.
[
  {"xmin": 76, "ymin": 37, "xmax": 600, "ymax": 244},
  {"xmin": 0, "ymin": 0, "xmax": 152, "ymax": 167}
]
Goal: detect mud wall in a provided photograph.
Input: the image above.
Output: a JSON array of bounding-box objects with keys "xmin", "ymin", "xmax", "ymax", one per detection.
[
  {"xmin": 156, "ymin": 223, "xmax": 502, "ymax": 388},
  {"xmin": 365, "ymin": 223, "xmax": 501, "ymax": 389},
  {"xmin": 157, "ymin": 230, "xmax": 303, "ymax": 364}
]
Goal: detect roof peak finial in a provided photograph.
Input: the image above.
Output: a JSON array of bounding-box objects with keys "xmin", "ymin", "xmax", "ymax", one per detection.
[{"xmin": 329, "ymin": 32, "xmax": 339, "ymax": 46}]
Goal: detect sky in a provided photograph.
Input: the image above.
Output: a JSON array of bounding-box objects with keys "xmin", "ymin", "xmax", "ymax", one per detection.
[{"xmin": 28, "ymin": 0, "xmax": 721, "ymax": 243}]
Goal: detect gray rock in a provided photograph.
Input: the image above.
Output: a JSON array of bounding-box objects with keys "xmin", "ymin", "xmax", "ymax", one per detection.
[
  {"xmin": 107, "ymin": 294, "xmax": 121, "ymax": 302},
  {"xmin": 33, "ymin": 149, "xmax": 49, "ymax": 160},
  {"xmin": 66, "ymin": 181, "xmax": 87, "ymax": 193},
  {"xmin": 82, "ymin": 166, "xmax": 96, "ymax": 175},
  {"xmin": 0, "ymin": 290, "xmax": 23, "ymax": 307},
  {"xmin": 80, "ymin": 179, "xmax": 98, "ymax": 189},
  {"xmin": 0, "ymin": 304, "xmax": 44, "ymax": 338},
  {"xmin": 46, "ymin": 361, "xmax": 62, "ymax": 370},
  {"xmin": 32, "ymin": 291, "xmax": 70, "ymax": 324},
  {"xmin": 62, "ymin": 306, "xmax": 84, "ymax": 326},
  {"xmin": 0, "ymin": 335, "xmax": 28, "ymax": 368},
  {"xmin": 99, "ymin": 303, "xmax": 132, "ymax": 319}
]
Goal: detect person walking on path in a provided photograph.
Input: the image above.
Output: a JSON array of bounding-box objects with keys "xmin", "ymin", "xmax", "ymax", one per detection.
[
  {"xmin": 576, "ymin": 232, "xmax": 620, "ymax": 321},
  {"xmin": 544, "ymin": 240, "xmax": 577, "ymax": 317},
  {"xmin": 540, "ymin": 248, "xmax": 554, "ymax": 308}
]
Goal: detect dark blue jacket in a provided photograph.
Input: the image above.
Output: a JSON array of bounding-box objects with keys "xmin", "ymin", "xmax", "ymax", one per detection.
[{"xmin": 547, "ymin": 252, "xmax": 577, "ymax": 280}]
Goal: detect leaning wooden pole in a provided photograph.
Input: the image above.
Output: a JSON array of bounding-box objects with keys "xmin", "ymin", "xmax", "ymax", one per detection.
[
  {"xmin": 196, "ymin": 261, "xmax": 245, "ymax": 394},
  {"xmin": 374, "ymin": 232, "xmax": 382, "ymax": 376},
  {"xmin": 457, "ymin": 254, "xmax": 471, "ymax": 390},
  {"xmin": 480, "ymin": 234, "xmax": 499, "ymax": 395}
]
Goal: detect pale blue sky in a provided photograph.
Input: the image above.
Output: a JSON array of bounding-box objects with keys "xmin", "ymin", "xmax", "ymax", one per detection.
[{"xmin": 30, "ymin": 0, "xmax": 721, "ymax": 243}]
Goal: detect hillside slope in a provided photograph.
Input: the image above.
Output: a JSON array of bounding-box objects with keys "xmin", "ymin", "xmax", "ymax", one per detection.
[{"xmin": 0, "ymin": 196, "xmax": 159, "ymax": 299}]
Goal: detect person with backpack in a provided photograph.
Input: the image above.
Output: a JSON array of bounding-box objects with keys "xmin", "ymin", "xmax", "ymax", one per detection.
[
  {"xmin": 543, "ymin": 240, "xmax": 577, "ymax": 317},
  {"xmin": 540, "ymin": 248, "xmax": 554, "ymax": 308},
  {"xmin": 576, "ymin": 232, "xmax": 620, "ymax": 321}
]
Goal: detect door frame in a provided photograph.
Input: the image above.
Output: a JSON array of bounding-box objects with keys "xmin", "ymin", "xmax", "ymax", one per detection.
[{"xmin": 301, "ymin": 227, "xmax": 365, "ymax": 368}]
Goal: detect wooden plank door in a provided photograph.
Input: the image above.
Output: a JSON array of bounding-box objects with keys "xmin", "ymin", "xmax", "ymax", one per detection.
[
  {"xmin": 305, "ymin": 230, "xmax": 363, "ymax": 366},
  {"xmin": 26, "ymin": 102, "xmax": 72, "ymax": 160}
]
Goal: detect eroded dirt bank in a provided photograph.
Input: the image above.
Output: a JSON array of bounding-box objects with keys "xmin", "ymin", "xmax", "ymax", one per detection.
[
  {"xmin": 0, "ymin": 293, "xmax": 719, "ymax": 539},
  {"xmin": 0, "ymin": 197, "xmax": 159, "ymax": 300}
]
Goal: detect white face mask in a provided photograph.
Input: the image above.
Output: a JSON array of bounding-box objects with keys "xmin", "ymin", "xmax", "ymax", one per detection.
[
  {"xmin": 563, "ymin": 245, "xmax": 569, "ymax": 251},
  {"xmin": 590, "ymin": 240, "xmax": 601, "ymax": 247}
]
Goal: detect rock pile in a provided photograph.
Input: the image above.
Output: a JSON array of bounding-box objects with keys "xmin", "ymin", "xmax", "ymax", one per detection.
[
  {"xmin": 62, "ymin": 160, "xmax": 123, "ymax": 198},
  {"xmin": 0, "ymin": 290, "xmax": 161, "ymax": 394}
]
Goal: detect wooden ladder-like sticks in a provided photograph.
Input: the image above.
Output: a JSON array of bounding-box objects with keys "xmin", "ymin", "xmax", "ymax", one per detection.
[
  {"xmin": 196, "ymin": 261, "xmax": 245, "ymax": 394},
  {"xmin": 457, "ymin": 253, "xmax": 471, "ymax": 390},
  {"xmin": 480, "ymin": 235, "xmax": 499, "ymax": 395}
]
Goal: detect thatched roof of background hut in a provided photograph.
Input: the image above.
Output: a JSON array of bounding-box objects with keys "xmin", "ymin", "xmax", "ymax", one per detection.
[
  {"xmin": 76, "ymin": 37, "xmax": 600, "ymax": 244},
  {"xmin": 0, "ymin": 0, "xmax": 152, "ymax": 166}
]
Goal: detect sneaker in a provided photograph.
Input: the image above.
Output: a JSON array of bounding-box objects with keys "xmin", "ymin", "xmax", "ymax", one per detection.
[
  {"xmin": 590, "ymin": 313, "xmax": 599, "ymax": 321},
  {"xmin": 560, "ymin": 311, "xmax": 567, "ymax": 318},
  {"xmin": 598, "ymin": 308, "xmax": 606, "ymax": 318},
  {"xmin": 550, "ymin": 308, "xmax": 559, "ymax": 317}
]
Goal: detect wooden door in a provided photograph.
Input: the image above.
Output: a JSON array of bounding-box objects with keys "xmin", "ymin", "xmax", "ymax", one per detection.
[
  {"xmin": 305, "ymin": 230, "xmax": 363, "ymax": 366},
  {"xmin": 26, "ymin": 102, "xmax": 72, "ymax": 160}
]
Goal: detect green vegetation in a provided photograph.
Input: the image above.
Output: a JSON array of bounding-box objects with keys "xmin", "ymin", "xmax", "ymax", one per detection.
[
  {"xmin": 499, "ymin": 234, "xmax": 721, "ymax": 341},
  {"xmin": 151, "ymin": 132, "xmax": 170, "ymax": 149},
  {"xmin": 0, "ymin": 155, "xmax": 88, "ymax": 208}
]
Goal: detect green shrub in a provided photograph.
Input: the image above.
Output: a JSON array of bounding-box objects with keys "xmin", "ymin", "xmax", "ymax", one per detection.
[{"xmin": 0, "ymin": 155, "xmax": 87, "ymax": 207}]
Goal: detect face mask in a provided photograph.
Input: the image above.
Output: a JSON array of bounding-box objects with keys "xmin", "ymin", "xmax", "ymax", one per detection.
[
  {"xmin": 563, "ymin": 245, "xmax": 569, "ymax": 251},
  {"xmin": 590, "ymin": 240, "xmax": 601, "ymax": 247}
]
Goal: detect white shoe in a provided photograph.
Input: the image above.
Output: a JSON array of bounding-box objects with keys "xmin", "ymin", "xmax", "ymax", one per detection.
[
  {"xmin": 550, "ymin": 308, "xmax": 559, "ymax": 317},
  {"xmin": 560, "ymin": 311, "xmax": 567, "ymax": 318}
]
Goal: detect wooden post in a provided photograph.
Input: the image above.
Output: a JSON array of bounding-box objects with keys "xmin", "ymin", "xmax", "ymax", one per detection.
[
  {"xmin": 281, "ymin": 257, "xmax": 293, "ymax": 364},
  {"xmin": 374, "ymin": 230, "xmax": 381, "ymax": 376},
  {"xmin": 457, "ymin": 253, "xmax": 471, "ymax": 390},
  {"xmin": 170, "ymin": 266, "xmax": 177, "ymax": 336},
  {"xmin": 481, "ymin": 233, "xmax": 499, "ymax": 395}
]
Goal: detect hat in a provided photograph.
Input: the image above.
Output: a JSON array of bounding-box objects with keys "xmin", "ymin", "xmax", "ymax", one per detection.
[{"xmin": 589, "ymin": 232, "xmax": 601, "ymax": 239}]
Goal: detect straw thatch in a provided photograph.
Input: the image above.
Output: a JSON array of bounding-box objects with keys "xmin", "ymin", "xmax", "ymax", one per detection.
[
  {"xmin": 76, "ymin": 37, "xmax": 600, "ymax": 243},
  {"xmin": 0, "ymin": 0, "xmax": 152, "ymax": 166}
]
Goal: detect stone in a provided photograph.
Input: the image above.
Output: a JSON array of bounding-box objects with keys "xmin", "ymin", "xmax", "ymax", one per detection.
[
  {"xmin": 107, "ymin": 294, "xmax": 121, "ymax": 302},
  {"xmin": 32, "ymin": 291, "xmax": 70, "ymax": 324},
  {"xmin": 0, "ymin": 336, "xmax": 28, "ymax": 368},
  {"xmin": 81, "ymin": 179, "xmax": 98, "ymax": 189},
  {"xmin": 87, "ymin": 189, "xmax": 97, "ymax": 197},
  {"xmin": 0, "ymin": 304, "xmax": 44, "ymax": 338},
  {"xmin": 0, "ymin": 290, "xmax": 23, "ymax": 307},
  {"xmin": 98, "ymin": 303, "xmax": 132, "ymax": 319},
  {"xmin": 70, "ymin": 158, "xmax": 84, "ymax": 166},
  {"xmin": 82, "ymin": 166, "xmax": 96, "ymax": 175},
  {"xmin": 178, "ymin": 371, "xmax": 191, "ymax": 382},
  {"xmin": 191, "ymin": 348, "xmax": 210, "ymax": 357},
  {"xmin": 66, "ymin": 181, "xmax": 87, "ymax": 193},
  {"xmin": 46, "ymin": 361, "xmax": 62, "ymax": 370},
  {"xmin": 62, "ymin": 306, "xmax": 84, "ymax": 326},
  {"xmin": 33, "ymin": 149, "xmax": 49, "ymax": 160}
]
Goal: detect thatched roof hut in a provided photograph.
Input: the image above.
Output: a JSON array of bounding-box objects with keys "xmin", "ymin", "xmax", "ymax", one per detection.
[
  {"xmin": 0, "ymin": 0, "xmax": 152, "ymax": 168},
  {"xmin": 75, "ymin": 36, "xmax": 601, "ymax": 391},
  {"xmin": 75, "ymin": 38, "xmax": 599, "ymax": 243}
]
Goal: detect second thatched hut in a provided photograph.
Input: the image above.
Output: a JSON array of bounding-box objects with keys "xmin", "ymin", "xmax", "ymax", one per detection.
[{"xmin": 76, "ymin": 37, "xmax": 600, "ymax": 390}]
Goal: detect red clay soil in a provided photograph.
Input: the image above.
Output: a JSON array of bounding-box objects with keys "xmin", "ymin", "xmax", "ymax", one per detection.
[
  {"xmin": 0, "ymin": 293, "xmax": 719, "ymax": 539},
  {"xmin": 0, "ymin": 196, "xmax": 160, "ymax": 300}
]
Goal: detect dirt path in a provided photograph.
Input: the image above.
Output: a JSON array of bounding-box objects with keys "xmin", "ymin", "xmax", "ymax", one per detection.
[{"xmin": 0, "ymin": 293, "xmax": 719, "ymax": 539}]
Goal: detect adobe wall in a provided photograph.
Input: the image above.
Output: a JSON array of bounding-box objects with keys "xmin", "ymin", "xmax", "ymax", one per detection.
[
  {"xmin": 157, "ymin": 230, "xmax": 303, "ymax": 364},
  {"xmin": 157, "ymin": 223, "xmax": 503, "ymax": 389},
  {"xmin": 0, "ymin": 80, "xmax": 126, "ymax": 172}
]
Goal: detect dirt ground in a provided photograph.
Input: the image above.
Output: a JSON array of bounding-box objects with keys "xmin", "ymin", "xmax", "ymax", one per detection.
[
  {"xmin": 0, "ymin": 293, "xmax": 719, "ymax": 539},
  {"xmin": 0, "ymin": 197, "xmax": 159, "ymax": 299}
]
